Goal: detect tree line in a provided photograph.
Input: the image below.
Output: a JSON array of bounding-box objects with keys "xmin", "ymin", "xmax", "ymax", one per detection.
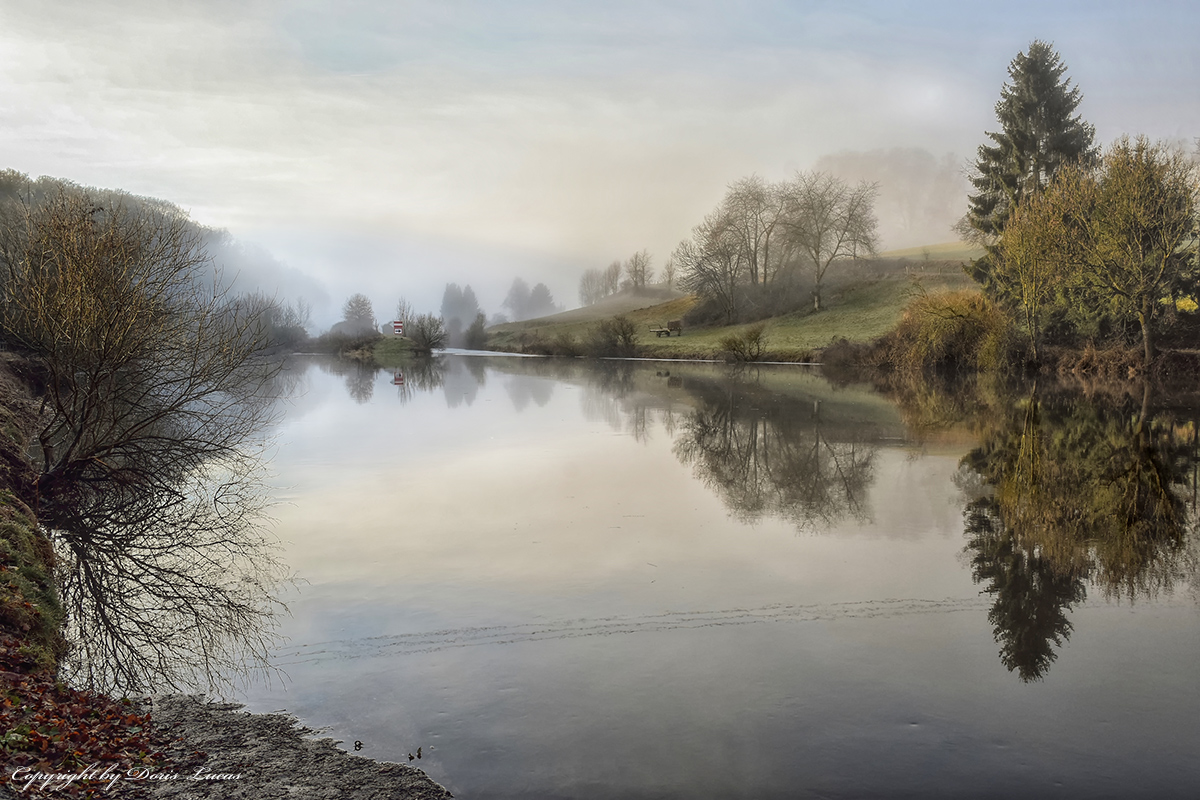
[{"xmin": 334, "ymin": 276, "xmax": 561, "ymax": 354}]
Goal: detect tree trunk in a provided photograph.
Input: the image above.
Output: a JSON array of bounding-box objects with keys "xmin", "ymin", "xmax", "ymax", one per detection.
[
  {"xmin": 812, "ymin": 289, "xmax": 821, "ymax": 312},
  {"xmin": 1138, "ymin": 297, "xmax": 1155, "ymax": 368}
]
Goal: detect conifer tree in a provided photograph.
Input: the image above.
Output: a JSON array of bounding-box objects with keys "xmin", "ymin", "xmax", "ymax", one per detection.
[{"xmin": 965, "ymin": 41, "xmax": 1096, "ymax": 288}]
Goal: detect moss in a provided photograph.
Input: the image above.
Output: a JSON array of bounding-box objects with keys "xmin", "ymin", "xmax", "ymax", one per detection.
[
  {"xmin": 0, "ymin": 356, "xmax": 67, "ymax": 674},
  {"xmin": 0, "ymin": 489, "xmax": 66, "ymax": 673}
]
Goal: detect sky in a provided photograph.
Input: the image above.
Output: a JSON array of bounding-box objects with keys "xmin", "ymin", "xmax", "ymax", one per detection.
[{"xmin": 2, "ymin": 0, "xmax": 1198, "ymax": 326}]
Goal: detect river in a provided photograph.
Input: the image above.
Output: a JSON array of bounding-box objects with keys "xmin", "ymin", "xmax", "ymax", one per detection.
[{"xmin": 230, "ymin": 354, "xmax": 1200, "ymax": 799}]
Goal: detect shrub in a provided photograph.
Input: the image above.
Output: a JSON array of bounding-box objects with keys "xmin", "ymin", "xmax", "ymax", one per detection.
[
  {"xmin": 719, "ymin": 323, "xmax": 768, "ymax": 362},
  {"xmin": 551, "ymin": 332, "xmax": 582, "ymax": 357},
  {"xmin": 312, "ymin": 330, "xmax": 382, "ymax": 358},
  {"xmin": 587, "ymin": 315, "xmax": 639, "ymax": 357},
  {"xmin": 882, "ymin": 291, "xmax": 1026, "ymax": 373},
  {"xmin": 408, "ymin": 313, "xmax": 447, "ymax": 353}
]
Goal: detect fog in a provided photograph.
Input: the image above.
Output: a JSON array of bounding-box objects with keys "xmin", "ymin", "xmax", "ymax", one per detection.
[
  {"xmin": 2, "ymin": 1, "xmax": 1197, "ymax": 326},
  {"xmin": 815, "ymin": 149, "xmax": 968, "ymax": 251}
]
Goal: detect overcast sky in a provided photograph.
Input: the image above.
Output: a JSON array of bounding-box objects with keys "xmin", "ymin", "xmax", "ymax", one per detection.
[{"xmin": 2, "ymin": 1, "xmax": 1197, "ymax": 324}]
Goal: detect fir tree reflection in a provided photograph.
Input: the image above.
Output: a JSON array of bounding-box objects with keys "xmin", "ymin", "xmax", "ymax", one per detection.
[{"xmin": 959, "ymin": 383, "xmax": 1196, "ymax": 681}]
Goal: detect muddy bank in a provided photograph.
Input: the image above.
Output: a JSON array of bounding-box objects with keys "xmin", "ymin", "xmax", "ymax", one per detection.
[{"xmin": 140, "ymin": 696, "xmax": 453, "ymax": 800}]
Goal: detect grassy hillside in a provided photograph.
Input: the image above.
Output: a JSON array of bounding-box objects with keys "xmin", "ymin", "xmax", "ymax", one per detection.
[
  {"xmin": 486, "ymin": 259, "xmax": 978, "ymax": 360},
  {"xmin": 495, "ymin": 286, "xmax": 687, "ymax": 328}
]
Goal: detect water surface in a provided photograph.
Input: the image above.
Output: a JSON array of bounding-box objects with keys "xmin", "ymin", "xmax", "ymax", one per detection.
[{"xmin": 238, "ymin": 356, "xmax": 1200, "ymax": 799}]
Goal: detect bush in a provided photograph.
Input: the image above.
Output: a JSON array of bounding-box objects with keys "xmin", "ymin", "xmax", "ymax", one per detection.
[
  {"xmin": 312, "ymin": 330, "xmax": 382, "ymax": 358},
  {"xmin": 408, "ymin": 313, "xmax": 447, "ymax": 353},
  {"xmin": 587, "ymin": 315, "xmax": 639, "ymax": 357},
  {"xmin": 551, "ymin": 332, "xmax": 582, "ymax": 357},
  {"xmin": 881, "ymin": 291, "xmax": 1026, "ymax": 373},
  {"xmin": 719, "ymin": 323, "xmax": 768, "ymax": 362}
]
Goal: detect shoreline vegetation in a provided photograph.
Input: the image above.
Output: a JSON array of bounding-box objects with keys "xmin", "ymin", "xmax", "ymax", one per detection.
[{"xmin": 367, "ymin": 255, "xmax": 1200, "ymax": 384}]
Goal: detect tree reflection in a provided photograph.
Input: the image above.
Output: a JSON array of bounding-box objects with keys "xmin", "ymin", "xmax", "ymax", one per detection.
[
  {"xmin": 36, "ymin": 368, "xmax": 289, "ymax": 694},
  {"xmin": 445, "ymin": 358, "xmax": 486, "ymax": 408},
  {"xmin": 672, "ymin": 373, "xmax": 877, "ymax": 531},
  {"xmin": 392, "ymin": 356, "xmax": 448, "ymax": 404},
  {"xmin": 958, "ymin": 383, "xmax": 1196, "ymax": 680},
  {"xmin": 317, "ymin": 358, "xmax": 377, "ymax": 404},
  {"xmin": 964, "ymin": 496, "xmax": 1087, "ymax": 681}
]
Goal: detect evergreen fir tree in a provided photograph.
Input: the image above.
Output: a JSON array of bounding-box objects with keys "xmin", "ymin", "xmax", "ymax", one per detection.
[{"xmin": 966, "ymin": 40, "xmax": 1096, "ymax": 288}]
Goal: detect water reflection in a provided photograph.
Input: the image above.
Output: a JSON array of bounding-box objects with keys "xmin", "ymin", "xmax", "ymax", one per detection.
[
  {"xmin": 672, "ymin": 372, "xmax": 878, "ymax": 530},
  {"xmin": 327, "ymin": 355, "xmax": 1199, "ymax": 683},
  {"xmin": 355, "ymin": 357, "xmax": 893, "ymax": 529},
  {"xmin": 505, "ymin": 371, "xmax": 553, "ymax": 412},
  {"xmin": 248, "ymin": 356, "xmax": 1200, "ymax": 796},
  {"xmin": 317, "ymin": 357, "xmax": 377, "ymax": 404},
  {"xmin": 40, "ymin": 362, "xmax": 294, "ymax": 694},
  {"xmin": 950, "ymin": 381, "xmax": 1198, "ymax": 680}
]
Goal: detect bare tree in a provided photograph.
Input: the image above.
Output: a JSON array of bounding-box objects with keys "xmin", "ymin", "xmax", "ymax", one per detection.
[
  {"xmin": 624, "ymin": 249, "xmax": 654, "ymax": 288},
  {"xmin": 603, "ymin": 260, "xmax": 623, "ymax": 295},
  {"xmin": 581, "ymin": 262, "xmax": 628, "ymax": 305},
  {"xmin": 661, "ymin": 255, "xmax": 677, "ymax": 289},
  {"xmin": 0, "ymin": 189, "xmax": 279, "ymax": 497},
  {"xmin": 408, "ymin": 313, "xmax": 447, "ymax": 353},
  {"xmin": 394, "ymin": 296, "xmax": 414, "ymax": 329},
  {"xmin": 675, "ymin": 210, "xmax": 745, "ymax": 324},
  {"xmin": 0, "ymin": 186, "xmax": 286, "ymax": 693},
  {"xmin": 579, "ymin": 268, "xmax": 607, "ymax": 306},
  {"xmin": 780, "ymin": 171, "xmax": 879, "ymax": 311},
  {"xmin": 722, "ymin": 175, "xmax": 789, "ymax": 285}
]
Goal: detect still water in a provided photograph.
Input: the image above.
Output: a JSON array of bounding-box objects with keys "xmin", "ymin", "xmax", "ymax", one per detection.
[{"xmin": 237, "ymin": 355, "xmax": 1200, "ymax": 799}]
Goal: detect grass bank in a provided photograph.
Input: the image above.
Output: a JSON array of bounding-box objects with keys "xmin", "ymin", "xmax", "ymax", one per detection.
[{"xmin": 484, "ymin": 261, "xmax": 975, "ymax": 361}]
